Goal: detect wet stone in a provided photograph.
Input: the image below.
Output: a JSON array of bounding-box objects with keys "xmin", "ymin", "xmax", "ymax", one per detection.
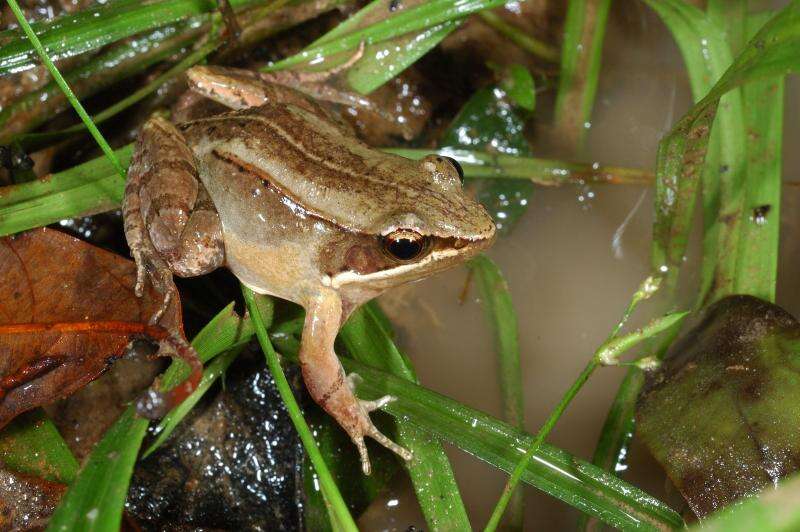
[
  {"xmin": 126, "ymin": 349, "xmax": 304, "ymax": 531},
  {"xmin": 637, "ymin": 295, "xmax": 800, "ymax": 518}
]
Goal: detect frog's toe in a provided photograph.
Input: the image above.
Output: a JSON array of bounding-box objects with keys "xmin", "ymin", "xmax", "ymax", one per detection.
[
  {"xmin": 359, "ymin": 394, "xmax": 396, "ymax": 413},
  {"xmin": 351, "ymin": 421, "xmax": 413, "ymax": 476},
  {"xmin": 363, "ymin": 422, "xmax": 413, "ymax": 464}
]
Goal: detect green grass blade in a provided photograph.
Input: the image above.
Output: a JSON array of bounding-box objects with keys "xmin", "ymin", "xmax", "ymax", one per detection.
[
  {"xmin": 263, "ymin": 0, "xmax": 507, "ymax": 76},
  {"xmin": 339, "ymin": 303, "xmax": 471, "ymax": 530},
  {"xmin": 733, "ymin": 14, "xmax": 785, "ymax": 302},
  {"xmin": 300, "ymin": 0, "xmax": 461, "ymax": 94},
  {"xmin": 0, "ymin": 0, "xmax": 259, "ymax": 75},
  {"xmin": 0, "ymin": 410, "xmax": 78, "ymax": 484},
  {"xmin": 467, "ymin": 255, "xmax": 524, "ymax": 529},
  {"xmin": 18, "ymin": 37, "xmax": 221, "ymax": 151},
  {"xmin": 0, "ymin": 21, "xmax": 198, "ymax": 143},
  {"xmin": 478, "ymin": 10, "xmax": 559, "ymax": 63},
  {"xmin": 553, "ymin": 0, "xmax": 612, "ymax": 148},
  {"xmin": 337, "ymin": 355, "xmax": 683, "ymax": 531},
  {"xmin": 242, "ymin": 286, "xmax": 357, "ymax": 532},
  {"xmin": 46, "ymin": 406, "xmax": 148, "ymax": 532},
  {"xmin": 6, "ymin": 0, "xmax": 125, "ymax": 178},
  {"xmin": 273, "ymin": 332, "xmax": 681, "ymax": 530}
]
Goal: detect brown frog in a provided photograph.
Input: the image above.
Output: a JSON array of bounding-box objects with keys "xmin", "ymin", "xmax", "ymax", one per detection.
[{"xmin": 123, "ymin": 65, "xmax": 496, "ymax": 473}]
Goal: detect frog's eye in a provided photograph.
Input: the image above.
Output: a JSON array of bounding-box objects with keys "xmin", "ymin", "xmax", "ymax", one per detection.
[
  {"xmin": 443, "ymin": 156, "xmax": 465, "ymax": 185},
  {"xmin": 383, "ymin": 230, "xmax": 428, "ymax": 262}
]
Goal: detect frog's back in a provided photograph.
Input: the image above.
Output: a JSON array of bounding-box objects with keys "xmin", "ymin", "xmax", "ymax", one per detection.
[{"xmin": 182, "ymin": 103, "xmax": 493, "ymax": 240}]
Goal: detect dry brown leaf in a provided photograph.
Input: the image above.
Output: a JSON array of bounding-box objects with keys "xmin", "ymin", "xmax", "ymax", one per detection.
[{"xmin": 0, "ymin": 228, "xmax": 200, "ymax": 429}]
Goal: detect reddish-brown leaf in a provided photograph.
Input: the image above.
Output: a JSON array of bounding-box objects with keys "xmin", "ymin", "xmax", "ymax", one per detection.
[{"xmin": 0, "ymin": 228, "xmax": 199, "ymax": 429}]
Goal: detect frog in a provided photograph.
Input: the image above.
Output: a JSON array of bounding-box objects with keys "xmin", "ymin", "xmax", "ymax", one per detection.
[{"xmin": 122, "ymin": 63, "xmax": 497, "ymax": 474}]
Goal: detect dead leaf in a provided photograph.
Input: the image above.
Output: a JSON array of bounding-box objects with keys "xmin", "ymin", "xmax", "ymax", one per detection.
[
  {"xmin": 0, "ymin": 228, "xmax": 200, "ymax": 430},
  {"xmin": 637, "ymin": 295, "xmax": 800, "ymax": 517}
]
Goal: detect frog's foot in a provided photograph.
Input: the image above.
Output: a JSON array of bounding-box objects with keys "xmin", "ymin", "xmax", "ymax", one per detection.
[
  {"xmin": 345, "ymin": 372, "xmax": 413, "ymax": 475},
  {"xmin": 131, "ymin": 245, "xmax": 178, "ymax": 325},
  {"xmin": 136, "ymin": 330, "xmax": 203, "ymax": 419}
]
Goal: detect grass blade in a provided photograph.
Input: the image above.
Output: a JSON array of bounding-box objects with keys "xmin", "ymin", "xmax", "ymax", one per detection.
[
  {"xmin": 486, "ymin": 280, "xmax": 684, "ymax": 531},
  {"xmin": 478, "ymin": 10, "xmax": 559, "ymax": 62},
  {"xmin": 338, "ymin": 355, "xmax": 683, "ymax": 531},
  {"xmin": 242, "ymin": 286, "xmax": 357, "ymax": 532},
  {"xmin": 0, "ymin": 21, "xmax": 199, "ymax": 143},
  {"xmin": 274, "ymin": 327, "xmax": 682, "ymax": 530},
  {"xmin": 339, "ymin": 303, "xmax": 471, "ymax": 530},
  {"xmin": 0, "ymin": 410, "xmax": 78, "ymax": 484},
  {"xmin": 6, "ymin": 0, "xmax": 125, "ymax": 178},
  {"xmin": 46, "ymin": 407, "xmax": 148, "ymax": 532},
  {"xmin": 553, "ymin": 0, "xmax": 612, "ymax": 148},
  {"xmin": 263, "ymin": 0, "xmax": 507, "ymax": 75},
  {"xmin": 467, "ymin": 255, "xmax": 524, "ymax": 529},
  {"xmin": 298, "ymin": 0, "xmax": 461, "ymax": 94},
  {"xmin": 0, "ymin": 0, "xmax": 259, "ymax": 75},
  {"xmin": 732, "ymin": 12, "xmax": 784, "ymax": 302}
]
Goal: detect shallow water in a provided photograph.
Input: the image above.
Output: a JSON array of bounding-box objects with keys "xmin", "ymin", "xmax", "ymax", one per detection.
[{"xmin": 361, "ymin": 2, "xmax": 800, "ymax": 529}]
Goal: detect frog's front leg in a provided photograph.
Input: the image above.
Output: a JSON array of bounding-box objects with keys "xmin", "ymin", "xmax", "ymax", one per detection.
[
  {"xmin": 301, "ymin": 289, "xmax": 412, "ymax": 474},
  {"xmin": 124, "ymin": 115, "xmax": 225, "ymax": 321}
]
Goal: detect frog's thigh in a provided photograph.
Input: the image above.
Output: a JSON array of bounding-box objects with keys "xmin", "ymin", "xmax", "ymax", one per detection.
[{"xmin": 137, "ymin": 117, "xmax": 224, "ymax": 277}]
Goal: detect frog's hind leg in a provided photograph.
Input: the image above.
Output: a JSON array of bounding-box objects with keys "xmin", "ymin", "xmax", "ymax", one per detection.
[
  {"xmin": 300, "ymin": 289, "xmax": 412, "ymax": 475},
  {"xmin": 124, "ymin": 115, "xmax": 224, "ymax": 323}
]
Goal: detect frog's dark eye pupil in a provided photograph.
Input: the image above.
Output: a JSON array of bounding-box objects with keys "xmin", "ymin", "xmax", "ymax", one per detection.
[
  {"xmin": 443, "ymin": 156, "xmax": 464, "ymax": 184},
  {"xmin": 383, "ymin": 231, "xmax": 426, "ymax": 261}
]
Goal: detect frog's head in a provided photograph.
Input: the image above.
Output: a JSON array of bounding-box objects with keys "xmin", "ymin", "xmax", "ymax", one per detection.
[{"xmin": 325, "ymin": 154, "xmax": 496, "ymax": 296}]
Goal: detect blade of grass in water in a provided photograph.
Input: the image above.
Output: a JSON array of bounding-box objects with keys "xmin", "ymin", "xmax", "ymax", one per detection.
[
  {"xmin": 0, "ymin": 410, "xmax": 78, "ymax": 484},
  {"xmin": 467, "ymin": 255, "xmax": 524, "ymax": 529},
  {"xmin": 733, "ymin": 13, "xmax": 784, "ymax": 302},
  {"xmin": 478, "ymin": 10, "xmax": 559, "ymax": 63},
  {"xmin": 7, "ymin": 0, "xmax": 125, "ymax": 178},
  {"xmin": 485, "ymin": 307, "xmax": 688, "ymax": 531},
  {"xmin": 339, "ymin": 303, "xmax": 471, "ymax": 530},
  {"xmin": 242, "ymin": 286, "xmax": 357, "ymax": 532},
  {"xmin": 320, "ymin": 350, "xmax": 684, "ymax": 531},
  {"xmin": 0, "ymin": 145, "xmax": 656, "ymax": 238},
  {"xmin": 271, "ymin": 318, "xmax": 681, "ymax": 530},
  {"xmin": 554, "ymin": 0, "xmax": 612, "ymax": 149}
]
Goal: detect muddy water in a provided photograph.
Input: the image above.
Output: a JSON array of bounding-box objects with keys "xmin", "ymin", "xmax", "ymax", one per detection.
[{"xmin": 361, "ymin": 3, "xmax": 799, "ymax": 530}]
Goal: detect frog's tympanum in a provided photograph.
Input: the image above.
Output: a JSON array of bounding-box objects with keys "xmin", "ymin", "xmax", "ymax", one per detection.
[{"xmin": 122, "ymin": 66, "xmax": 497, "ymax": 473}]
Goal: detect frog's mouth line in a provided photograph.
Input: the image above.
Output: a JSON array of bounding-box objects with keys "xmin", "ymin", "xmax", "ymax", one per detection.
[{"xmin": 325, "ymin": 237, "xmax": 488, "ymax": 290}]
